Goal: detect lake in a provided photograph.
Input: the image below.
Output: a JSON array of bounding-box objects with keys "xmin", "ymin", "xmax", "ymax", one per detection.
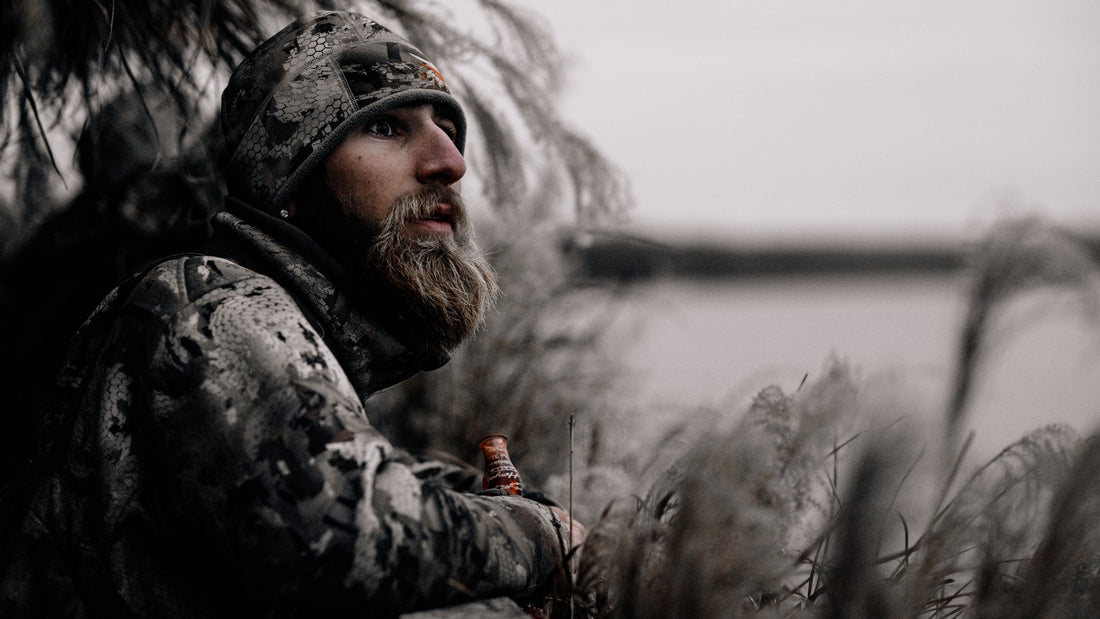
[{"xmin": 603, "ymin": 273, "xmax": 1100, "ymax": 460}]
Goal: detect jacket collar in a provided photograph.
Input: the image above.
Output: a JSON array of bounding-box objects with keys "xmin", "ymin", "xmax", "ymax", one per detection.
[{"xmin": 210, "ymin": 197, "xmax": 449, "ymax": 397}]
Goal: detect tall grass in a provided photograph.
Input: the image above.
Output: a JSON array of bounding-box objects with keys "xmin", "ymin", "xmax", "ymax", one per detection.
[{"xmin": 446, "ymin": 218, "xmax": 1100, "ymax": 618}]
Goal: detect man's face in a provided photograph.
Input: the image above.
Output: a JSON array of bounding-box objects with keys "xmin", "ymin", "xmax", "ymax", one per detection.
[
  {"xmin": 312, "ymin": 103, "xmax": 466, "ymax": 238},
  {"xmin": 292, "ymin": 103, "xmax": 498, "ymax": 351}
]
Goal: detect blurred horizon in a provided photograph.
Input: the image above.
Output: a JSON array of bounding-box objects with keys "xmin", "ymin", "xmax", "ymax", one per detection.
[{"xmin": 569, "ymin": 221, "xmax": 1100, "ymax": 282}]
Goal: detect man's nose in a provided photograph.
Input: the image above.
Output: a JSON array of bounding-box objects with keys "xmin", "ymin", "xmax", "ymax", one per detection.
[{"xmin": 416, "ymin": 124, "xmax": 466, "ymax": 187}]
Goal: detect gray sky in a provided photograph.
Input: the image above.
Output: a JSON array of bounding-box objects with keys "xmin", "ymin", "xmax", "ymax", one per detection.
[{"xmin": 523, "ymin": 0, "xmax": 1100, "ymax": 243}]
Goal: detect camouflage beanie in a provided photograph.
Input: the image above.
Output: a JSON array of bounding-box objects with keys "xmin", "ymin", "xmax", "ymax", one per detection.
[{"xmin": 222, "ymin": 10, "xmax": 466, "ymax": 214}]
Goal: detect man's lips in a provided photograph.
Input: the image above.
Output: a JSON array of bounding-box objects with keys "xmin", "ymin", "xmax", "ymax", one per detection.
[{"xmin": 408, "ymin": 203, "xmax": 456, "ymax": 234}]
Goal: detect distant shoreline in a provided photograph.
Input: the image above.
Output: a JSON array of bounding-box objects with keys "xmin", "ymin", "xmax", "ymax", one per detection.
[{"xmin": 568, "ymin": 232, "xmax": 1100, "ymax": 281}]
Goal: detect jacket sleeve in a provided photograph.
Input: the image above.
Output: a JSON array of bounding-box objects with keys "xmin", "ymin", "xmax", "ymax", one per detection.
[{"xmin": 131, "ymin": 257, "xmax": 568, "ymax": 612}]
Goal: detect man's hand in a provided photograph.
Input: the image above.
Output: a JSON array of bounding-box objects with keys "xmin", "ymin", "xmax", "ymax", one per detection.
[
  {"xmin": 521, "ymin": 506, "xmax": 585, "ymax": 618},
  {"xmin": 548, "ymin": 506, "xmax": 585, "ymax": 558}
]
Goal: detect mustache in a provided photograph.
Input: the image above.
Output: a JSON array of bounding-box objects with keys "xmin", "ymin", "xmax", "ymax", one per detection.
[{"xmin": 387, "ymin": 186, "xmax": 470, "ymax": 242}]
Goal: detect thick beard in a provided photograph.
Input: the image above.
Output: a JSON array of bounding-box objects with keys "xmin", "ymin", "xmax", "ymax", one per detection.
[{"xmin": 355, "ymin": 188, "xmax": 499, "ymax": 352}]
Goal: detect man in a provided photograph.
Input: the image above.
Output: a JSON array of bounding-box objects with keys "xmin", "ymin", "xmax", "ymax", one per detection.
[{"xmin": 1, "ymin": 10, "xmax": 580, "ymax": 617}]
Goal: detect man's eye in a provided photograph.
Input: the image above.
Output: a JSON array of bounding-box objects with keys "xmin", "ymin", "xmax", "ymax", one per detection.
[
  {"xmin": 437, "ymin": 121, "xmax": 458, "ymax": 143},
  {"xmin": 365, "ymin": 119, "xmax": 395, "ymax": 137}
]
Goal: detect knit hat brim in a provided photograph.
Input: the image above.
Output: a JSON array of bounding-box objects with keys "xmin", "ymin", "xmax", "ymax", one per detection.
[
  {"xmin": 222, "ymin": 11, "xmax": 466, "ymax": 213},
  {"xmin": 264, "ymin": 87, "xmax": 465, "ymax": 211}
]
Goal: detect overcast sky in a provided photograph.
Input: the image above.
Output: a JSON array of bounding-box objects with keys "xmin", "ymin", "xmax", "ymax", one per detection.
[{"xmin": 521, "ymin": 0, "xmax": 1100, "ymax": 243}]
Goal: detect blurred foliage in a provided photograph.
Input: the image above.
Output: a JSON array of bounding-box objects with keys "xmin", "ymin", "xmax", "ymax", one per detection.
[{"xmin": 565, "ymin": 219, "xmax": 1100, "ymax": 617}]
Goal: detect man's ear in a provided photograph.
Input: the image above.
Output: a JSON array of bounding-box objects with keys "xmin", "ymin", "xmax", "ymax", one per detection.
[{"xmin": 285, "ymin": 200, "xmax": 298, "ymax": 218}]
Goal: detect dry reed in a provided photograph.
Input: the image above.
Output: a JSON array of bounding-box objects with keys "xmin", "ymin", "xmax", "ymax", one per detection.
[{"xmin": 553, "ymin": 219, "xmax": 1100, "ymax": 618}]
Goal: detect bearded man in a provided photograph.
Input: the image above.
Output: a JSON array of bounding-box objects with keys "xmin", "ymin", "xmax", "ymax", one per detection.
[{"xmin": 0, "ymin": 11, "xmax": 579, "ymax": 618}]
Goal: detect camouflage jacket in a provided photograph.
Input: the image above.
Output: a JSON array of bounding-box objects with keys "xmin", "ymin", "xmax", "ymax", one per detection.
[{"xmin": 0, "ymin": 203, "xmax": 569, "ymax": 617}]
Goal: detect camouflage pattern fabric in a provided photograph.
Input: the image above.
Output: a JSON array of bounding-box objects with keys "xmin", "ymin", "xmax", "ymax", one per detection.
[
  {"xmin": 400, "ymin": 596, "xmax": 529, "ymax": 617},
  {"xmin": 0, "ymin": 205, "xmax": 569, "ymax": 617},
  {"xmin": 222, "ymin": 10, "xmax": 466, "ymax": 214}
]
